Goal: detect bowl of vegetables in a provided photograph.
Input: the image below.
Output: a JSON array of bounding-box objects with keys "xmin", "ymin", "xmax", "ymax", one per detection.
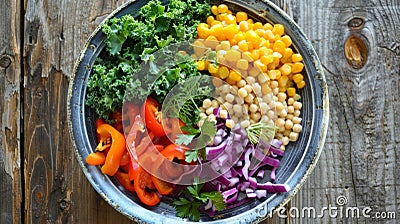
[{"xmin": 68, "ymin": 0, "xmax": 329, "ymax": 223}]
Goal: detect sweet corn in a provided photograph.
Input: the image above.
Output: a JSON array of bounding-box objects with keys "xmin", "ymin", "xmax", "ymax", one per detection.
[
  {"xmin": 229, "ymin": 70, "xmax": 242, "ymax": 82},
  {"xmin": 292, "ymin": 53, "xmax": 303, "ymax": 62},
  {"xmin": 280, "ymin": 64, "xmax": 292, "ymax": 76},
  {"xmin": 217, "ymin": 4, "xmax": 229, "ymax": 13},
  {"xmin": 236, "ymin": 11, "xmax": 248, "ymax": 22},
  {"xmin": 211, "ymin": 5, "xmax": 219, "ymax": 15},
  {"xmin": 208, "ymin": 63, "xmax": 219, "ymax": 75},
  {"xmin": 236, "ymin": 59, "xmax": 249, "ymax": 70},
  {"xmin": 287, "ymin": 87, "xmax": 296, "ymax": 97},
  {"xmin": 281, "ymin": 35, "xmax": 292, "ymax": 47},
  {"xmin": 291, "ymin": 62, "xmax": 304, "ymax": 73},
  {"xmin": 297, "ymin": 80, "xmax": 306, "ymax": 89},
  {"xmin": 217, "ymin": 66, "xmax": 230, "ymax": 79},
  {"xmin": 196, "ymin": 60, "xmax": 206, "ymax": 71},
  {"xmin": 225, "ymin": 49, "xmax": 241, "ymax": 62},
  {"xmin": 292, "ymin": 73, "xmax": 304, "ymax": 83},
  {"xmin": 273, "ymin": 40, "xmax": 286, "ymax": 54}
]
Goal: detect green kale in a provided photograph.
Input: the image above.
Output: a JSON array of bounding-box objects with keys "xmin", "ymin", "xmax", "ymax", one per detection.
[{"xmin": 86, "ymin": 0, "xmax": 210, "ymax": 121}]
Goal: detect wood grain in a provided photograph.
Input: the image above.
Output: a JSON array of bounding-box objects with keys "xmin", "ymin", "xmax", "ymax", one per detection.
[
  {"xmin": 0, "ymin": 0, "xmax": 22, "ymax": 223},
  {"xmin": 281, "ymin": 0, "xmax": 400, "ymax": 223},
  {"xmin": 0, "ymin": 0, "xmax": 397, "ymax": 223},
  {"xmin": 23, "ymin": 0, "xmax": 131, "ymax": 223}
]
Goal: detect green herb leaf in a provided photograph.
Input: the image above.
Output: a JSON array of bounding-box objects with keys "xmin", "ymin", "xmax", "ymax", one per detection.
[{"xmin": 176, "ymin": 134, "xmax": 196, "ymax": 146}]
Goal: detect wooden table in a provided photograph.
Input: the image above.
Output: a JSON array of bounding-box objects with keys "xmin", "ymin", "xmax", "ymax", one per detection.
[{"xmin": 1, "ymin": 0, "xmax": 399, "ymax": 223}]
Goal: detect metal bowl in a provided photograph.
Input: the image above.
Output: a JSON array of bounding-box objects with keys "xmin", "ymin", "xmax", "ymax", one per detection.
[{"xmin": 67, "ymin": 0, "xmax": 329, "ymax": 223}]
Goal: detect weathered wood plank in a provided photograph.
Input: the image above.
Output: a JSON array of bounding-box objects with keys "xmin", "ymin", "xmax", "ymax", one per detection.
[
  {"xmin": 283, "ymin": 0, "xmax": 400, "ymax": 223},
  {"xmin": 23, "ymin": 0, "xmax": 132, "ymax": 223},
  {"xmin": 0, "ymin": 0, "xmax": 22, "ymax": 223}
]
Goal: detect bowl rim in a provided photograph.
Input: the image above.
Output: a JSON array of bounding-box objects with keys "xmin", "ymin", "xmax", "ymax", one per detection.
[{"xmin": 67, "ymin": 0, "xmax": 329, "ymax": 223}]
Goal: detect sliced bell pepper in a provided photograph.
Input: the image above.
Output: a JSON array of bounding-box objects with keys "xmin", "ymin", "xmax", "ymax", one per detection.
[
  {"xmin": 151, "ymin": 175, "xmax": 174, "ymax": 195},
  {"xmin": 134, "ymin": 166, "xmax": 160, "ymax": 206},
  {"xmin": 115, "ymin": 171, "xmax": 135, "ymax": 192},
  {"xmin": 86, "ymin": 151, "xmax": 106, "ymax": 165},
  {"xmin": 98, "ymin": 124, "xmax": 126, "ymax": 176}
]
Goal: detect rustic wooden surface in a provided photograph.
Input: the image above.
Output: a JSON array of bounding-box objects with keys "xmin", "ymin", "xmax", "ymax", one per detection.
[{"xmin": 0, "ymin": 0, "xmax": 399, "ymax": 223}]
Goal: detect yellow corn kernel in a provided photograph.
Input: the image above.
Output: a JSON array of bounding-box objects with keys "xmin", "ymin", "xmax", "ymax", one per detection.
[
  {"xmin": 239, "ymin": 21, "xmax": 250, "ymax": 32},
  {"xmin": 193, "ymin": 40, "xmax": 206, "ymax": 56},
  {"xmin": 227, "ymin": 10, "xmax": 233, "ymax": 15},
  {"xmin": 280, "ymin": 64, "xmax": 292, "ymax": 76},
  {"xmin": 291, "ymin": 62, "xmax": 304, "ymax": 73},
  {"xmin": 254, "ymin": 60, "xmax": 267, "ymax": 72},
  {"xmin": 281, "ymin": 35, "xmax": 292, "ymax": 47},
  {"xmin": 261, "ymin": 83, "xmax": 272, "ymax": 94},
  {"xmin": 208, "ymin": 63, "xmax": 219, "ymax": 75},
  {"xmin": 268, "ymin": 69, "xmax": 281, "ymax": 80},
  {"xmin": 216, "ymin": 13, "xmax": 226, "ymax": 22},
  {"xmin": 247, "ymin": 19, "xmax": 254, "ymax": 24},
  {"xmin": 217, "ymin": 66, "xmax": 230, "ymax": 79},
  {"xmin": 236, "ymin": 11, "xmax": 248, "ymax": 23},
  {"xmin": 297, "ymin": 80, "xmax": 306, "ymax": 89},
  {"xmin": 238, "ymin": 40, "xmax": 249, "ymax": 52},
  {"xmin": 207, "ymin": 16, "xmax": 215, "ymax": 25},
  {"xmin": 226, "ymin": 49, "xmax": 241, "ymax": 62},
  {"xmin": 278, "ymin": 75, "xmax": 289, "ymax": 87},
  {"xmin": 211, "ymin": 5, "xmax": 219, "ymax": 15},
  {"xmin": 236, "ymin": 59, "xmax": 249, "ymax": 70},
  {"xmin": 258, "ymin": 38, "xmax": 270, "ymax": 48},
  {"xmin": 279, "ymin": 86, "xmax": 287, "ymax": 93},
  {"xmin": 211, "ymin": 20, "xmax": 221, "ymax": 26},
  {"xmin": 292, "ymin": 73, "xmax": 304, "ymax": 83},
  {"xmin": 264, "ymin": 29, "xmax": 275, "ymax": 42},
  {"xmin": 273, "ymin": 40, "xmax": 286, "ymax": 54},
  {"xmin": 256, "ymin": 29, "xmax": 266, "ymax": 38},
  {"xmin": 249, "ymin": 65, "xmax": 260, "ymax": 77},
  {"xmin": 220, "ymin": 41, "xmax": 231, "ymax": 51},
  {"xmin": 283, "ymin": 48, "xmax": 293, "ymax": 59},
  {"xmin": 224, "ymin": 14, "xmax": 236, "ymax": 25},
  {"xmin": 272, "ymin": 52, "xmax": 282, "ymax": 65},
  {"xmin": 292, "ymin": 53, "xmax": 303, "ymax": 62},
  {"xmin": 197, "ymin": 23, "xmax": 210, "ymax": 39},
  {"xmin": 263, "ymin": 23, "xmax": 273, "ymax": 30},
  {"xmin": 245, "ymin": 30, "xmax": 261, "ymax": 47},
  {"xmin": 218, "ymin": 4, "xmax": 229, "ymax": 14},
  {"xmin": 212, "ymin": 77, "xmax": 223, "ymax": 87},
  {"xmin": 211, "ymin": 23, "xmax": 226, "ymax": 41},
  {"xmin": 229, "ymin": 70, "xmax": 242, "ymax": 82},
  {"xmin": 258, "ymin": 72, "xmax": 269, "ymax": 84},
  {"xmin": 250, "ymin": 49, "xmax": 260, "ymax": 60},
  {"xmin": 272, "ymin": 24, "xmax": 285, "ymax": 36},
  {"xmin": 225, "ymin": 77, "xmax": 237, "ymax": 85},
  {"xmin": 204, "ymin": 35, "xmax": 219, "ymax": 49},
  {"xmin": 242, "ymin": 51, "xmax": 254, "ymax": 62},
  {"xmin": 287, "ymin": 87, "xmax": 296, "ymax": 97},
  {"xmin": 253, "ymin": 22, "xmax": 263, "ymax": 30},
  {"xmin": 260, "ymin": 55, "xmax": 274, "ymax": 66},
  {"xmin": 224, "ymin": 24, "xmax": 239, "ymax": 41},
  {"xmin": 196, "ymin": 60, "xmax": 206, "ymax": 71}
]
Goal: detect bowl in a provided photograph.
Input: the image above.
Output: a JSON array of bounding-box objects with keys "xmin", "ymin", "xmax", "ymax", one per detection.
[{"xmin": 67, "ymin": 0, "xmax": 329, "ymax": 223}]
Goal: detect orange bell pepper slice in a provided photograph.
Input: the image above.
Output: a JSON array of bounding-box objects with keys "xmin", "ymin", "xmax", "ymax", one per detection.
[
  {"xmin": 134, "ymin": 166, "xmax": 160, "ymax": 206},
  {"xmin": 98, "ymin": 124, "xmax": 126, "ymax": 176},
  {"xmin": 86, "ymin": 151, "xmax": 106, "ymax": 165},
  {"xmin": 115, "ymin": 171, "xmax": 135, "ymax": 192}
]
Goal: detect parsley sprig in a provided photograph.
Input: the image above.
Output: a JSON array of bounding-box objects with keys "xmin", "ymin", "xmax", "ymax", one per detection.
[
  {"xmin": 172, "ymin": 179, "xmax": 226, "ymax": 221},
  {"xmin": 175, "ymin": 119, "xmax": 217, "ymax": 163}
]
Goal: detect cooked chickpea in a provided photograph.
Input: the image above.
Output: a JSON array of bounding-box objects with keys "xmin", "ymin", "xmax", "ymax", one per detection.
[
  {"xmin": 203, "ymin": 99, "xmax": 212, "ymax": 108},
  {"xmin": 293, "ymin": 123, "xmax": 302, "ymax": 133},
  {"xmin": 292, "ymin": 117, "xmax": 302, "ymax": 124},
  {"xmin": 285, "ymin": 119, "xmax": 293, "ymax": 130},
  {"xmin": 289, "ymin": 132, "xmax": 299, "ymax": 141},
  {"xmin": 293, "ymin": 101, "xmax": 302, "ymax": 110}
]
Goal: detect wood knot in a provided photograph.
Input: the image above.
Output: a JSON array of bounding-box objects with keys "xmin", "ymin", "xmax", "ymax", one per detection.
[
  {"xmin": 344, "ymin": 35, "xmax": 368, "ymax": 69},
  {"xmin": 0, "ymin": 54, "xmax": 12, "ymax": 68},
  {"xmin": 348, "ymin": 17, "xmax": 364, "ymax": 29}
]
